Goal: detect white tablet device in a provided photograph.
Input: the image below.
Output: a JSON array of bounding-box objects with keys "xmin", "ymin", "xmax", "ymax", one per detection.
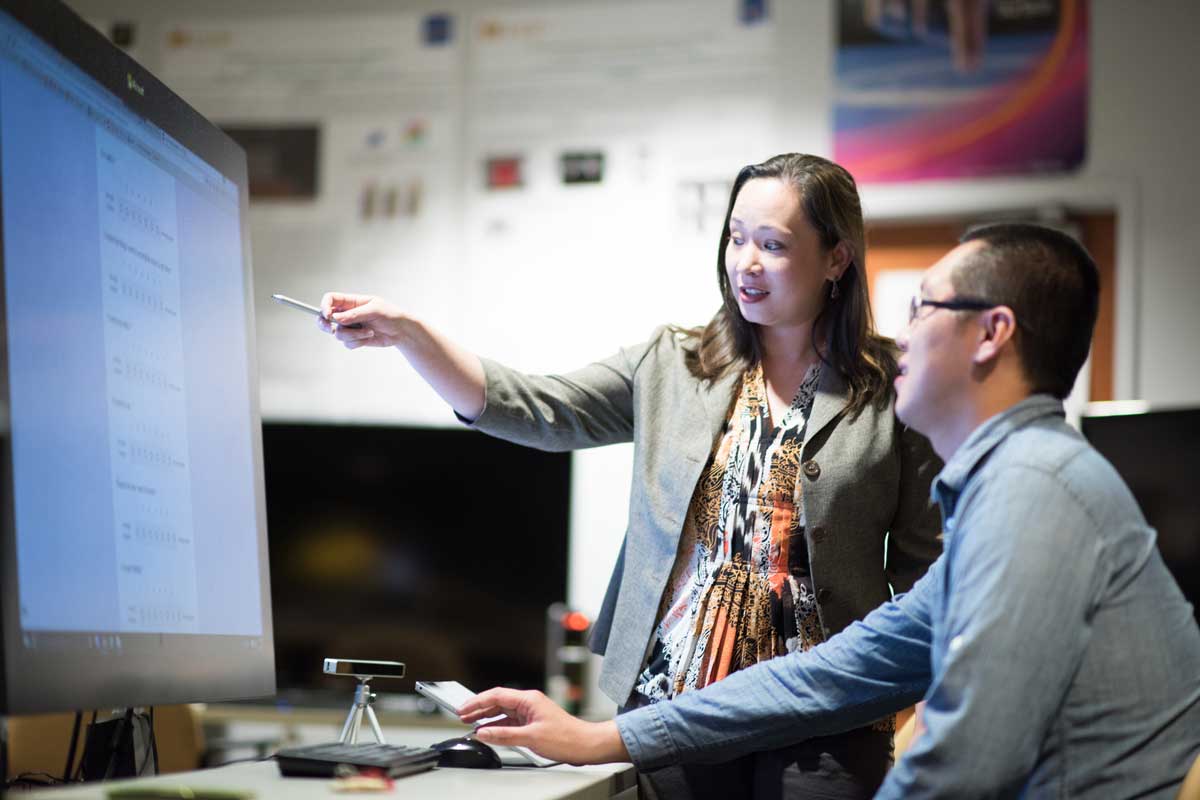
[{"xmin": 415, "ymin": 680, "xmax": 560, "ymax": 768}]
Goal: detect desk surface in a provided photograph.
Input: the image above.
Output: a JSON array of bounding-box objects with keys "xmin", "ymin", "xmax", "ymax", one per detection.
[{"xmin": 35, "ymin": 758, "xmax": 637, "ymax": 799}]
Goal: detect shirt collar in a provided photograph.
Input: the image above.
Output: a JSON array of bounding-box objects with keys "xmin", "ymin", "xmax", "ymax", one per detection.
[{"xmin": 931, "ymin": 394, "xmax": 1066, "ymax": 517}]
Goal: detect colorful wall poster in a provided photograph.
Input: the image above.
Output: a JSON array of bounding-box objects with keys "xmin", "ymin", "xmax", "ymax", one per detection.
[{"xmin": 834, "ymin": 0, "xmax": 1088, "ymax": 182}]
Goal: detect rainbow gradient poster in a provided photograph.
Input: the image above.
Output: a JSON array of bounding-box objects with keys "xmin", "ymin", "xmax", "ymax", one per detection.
[{"xmin": 834, "ymin": 0, "xmax": 1088, "ymax": 182}]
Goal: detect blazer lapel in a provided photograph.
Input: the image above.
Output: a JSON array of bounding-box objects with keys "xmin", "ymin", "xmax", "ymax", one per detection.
[
  {"xmin": 673, "ymin": 368, "xmax": 739, "ymax": 466},
  {"xmin": 701, "ymin": 369, "xmax": 741, "ymax": 444},
  {"xmin": 807, "ymin": 365, "xmax": 850, "ymax": 441}
]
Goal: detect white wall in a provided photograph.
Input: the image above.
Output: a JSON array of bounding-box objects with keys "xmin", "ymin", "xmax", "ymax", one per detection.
[
  {"xmin": 1088, "ymin": 1, "xmax": 1200, "ymax": 403},
  {"xmin": 67, "ymin": 0, "xmax": 1200, "ymax": 681}
]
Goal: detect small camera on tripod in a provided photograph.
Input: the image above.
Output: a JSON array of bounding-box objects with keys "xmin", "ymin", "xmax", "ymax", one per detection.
[
  {"xmin": 324, "ymin": 658, "xmax": 406, "ymax": 745},
  {"xmin": 324, "ymin": 658, "xmax": 406, "ymax": 680}
]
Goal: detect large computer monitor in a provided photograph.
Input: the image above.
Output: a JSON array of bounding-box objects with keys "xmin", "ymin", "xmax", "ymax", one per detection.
[
  {"xmin": 1080, "ymin": 404, "xmax": 1200, "ymax": 623},
  {"xmin": 0, "ymin": 0, "xmax": 274, "ymax": 714}
]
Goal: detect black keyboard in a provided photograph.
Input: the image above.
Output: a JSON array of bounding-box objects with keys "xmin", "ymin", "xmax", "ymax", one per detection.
[{"xmin": 276, "ymin": 741, "xmax": 440, "ymax": 778}]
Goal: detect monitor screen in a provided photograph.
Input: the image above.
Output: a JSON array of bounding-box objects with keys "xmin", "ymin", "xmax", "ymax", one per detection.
[
  {"xmin": 1080, "ymin": 406, "xmax": 1200, "ymax": 622},
  {"xmin": 0, "ymin": 0, "xmax": 273, "ymax": 713},
  {"xmin": 262, "ymin": 423, "xmax": 570, "ymax": 702}
]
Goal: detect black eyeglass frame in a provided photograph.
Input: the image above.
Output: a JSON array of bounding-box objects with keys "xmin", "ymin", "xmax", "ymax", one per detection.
[{"xmin": 908, "ymin": 296, "xmax": 1001, "ymax": 325}]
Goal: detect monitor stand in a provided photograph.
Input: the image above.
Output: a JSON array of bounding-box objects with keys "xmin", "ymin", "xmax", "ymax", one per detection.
[{"xmin": 80, "ymin": 709, "xmax": 156, "ymax": 781}]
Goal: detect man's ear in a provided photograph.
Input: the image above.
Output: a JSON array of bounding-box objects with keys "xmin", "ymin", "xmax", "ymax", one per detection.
[{"xmin": 972, "ymin": 306, "xmax": 1018, "ymax": 365}]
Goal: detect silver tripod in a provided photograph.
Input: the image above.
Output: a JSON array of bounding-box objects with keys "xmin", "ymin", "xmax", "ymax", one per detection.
[{"xmin": 338, "ymin": 677, "xmax": 386, "ymax": 745}]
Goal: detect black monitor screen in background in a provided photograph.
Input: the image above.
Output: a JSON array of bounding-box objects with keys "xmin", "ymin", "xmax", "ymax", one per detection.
[
  {"xmin": 0, "ymin": 0, "xmax": 273, "ymax": 713},
  {"xmin": 262, "ymin": 423, "xmax": 570, "ymax": 702},
  {"xmin": 1081, "ymin": 406, "xmax": 1200, "ymax": 623}
]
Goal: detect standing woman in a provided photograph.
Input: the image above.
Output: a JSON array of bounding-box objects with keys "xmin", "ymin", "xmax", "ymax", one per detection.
[{"xmin": 319, "ymin": 153, "xmax": 942, "ymax": 798}]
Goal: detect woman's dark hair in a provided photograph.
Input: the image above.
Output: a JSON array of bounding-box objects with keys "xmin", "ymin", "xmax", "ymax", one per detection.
[{"xmin": 673, "ymin": 153, "xmax": 896, "ymax": 416}]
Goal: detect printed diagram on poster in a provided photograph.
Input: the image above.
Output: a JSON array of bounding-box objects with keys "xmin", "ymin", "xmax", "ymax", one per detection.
[
  {"xmin": 834, "ymin": 0, "xmax": 1088, "ymax": 181},
  {"xmin": 422, "ymin": 13, "xmax": 454, "ymax": 46},
  {"xmin": 560, "ymin": 151, "xmax": 605, "ymax": 185},
  {"xmin": 84, "ymin": 18, "xmax": 148, "ymax": 63},
  {"xmin": 221, "ymin": 125, "xmax": 320, "ymax": 200},
  {"xmin": 486, "ymin": 156, "xmax": 524, "ymax": 190},
  {"xmin": 359, "ymin": 180, "xmax": 423, "ymax": 221},
  {"xmin": 157, "ymin": 13, "xmax": 458, "ymax": 111},
  {"xmin": 676, "ymin": 178, "xmax": 733, "ymax": 234},
  {"xmin": 738, "ymin": 0, "xmax": 769, "ymax": 25},
  {"xmin": 347, "ymin": 116, "xmax": 440, "ymax": 163},
  {"xmin": 326, "ymin": 114, "xmax": 452, "ymax": 225},
  {"xmin": 469, "ymin": 2, "xmax": 774, "ymax": 95}
]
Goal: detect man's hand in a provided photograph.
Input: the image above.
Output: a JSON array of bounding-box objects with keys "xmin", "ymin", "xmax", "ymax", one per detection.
[{"xmin": 458, "ymin": 688, "xmax": 630, "ymax": 766}]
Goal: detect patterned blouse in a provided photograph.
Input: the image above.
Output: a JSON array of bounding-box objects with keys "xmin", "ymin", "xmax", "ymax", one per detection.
[{"xmin": 634, "ymin": 361, "xmax": 826, "ymax": 702}]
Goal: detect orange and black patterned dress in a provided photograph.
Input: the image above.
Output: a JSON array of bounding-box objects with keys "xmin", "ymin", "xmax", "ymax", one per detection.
[{"xmin": 634, "ymin": 361, "xmax": 827, "ymax": 702}]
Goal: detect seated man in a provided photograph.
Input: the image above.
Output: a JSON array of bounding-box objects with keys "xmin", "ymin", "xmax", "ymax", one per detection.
[{"xmin": 460, "ymin": 223, "xmax": 1200, "ymax": 798}]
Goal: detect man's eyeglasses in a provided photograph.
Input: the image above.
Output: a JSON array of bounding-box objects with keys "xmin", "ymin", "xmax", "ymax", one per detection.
[{"xmin": 908, "ymin": 296, "xmax": 998, "ymax": 326}]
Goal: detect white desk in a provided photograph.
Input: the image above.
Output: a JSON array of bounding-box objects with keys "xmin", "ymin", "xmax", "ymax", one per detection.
[{"xmin": 35, "ymin": 758, "xmax": 637, "ymax": 799}]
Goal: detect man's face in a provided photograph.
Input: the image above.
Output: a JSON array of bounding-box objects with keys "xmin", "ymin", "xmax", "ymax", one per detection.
[{"xmin": 894, "ymin": 242, "xmax": 987, "ymax": 436}]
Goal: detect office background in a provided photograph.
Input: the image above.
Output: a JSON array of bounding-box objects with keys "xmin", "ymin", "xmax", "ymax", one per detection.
[{"xmin": 61, "ymin": 0, "xmax": 1200, "ymax": 711}]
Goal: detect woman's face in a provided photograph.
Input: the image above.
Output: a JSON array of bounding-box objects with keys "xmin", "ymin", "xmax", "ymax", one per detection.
[{"xmin": 724, "ymin": 177, "xmax": 841, "ymax": 334}]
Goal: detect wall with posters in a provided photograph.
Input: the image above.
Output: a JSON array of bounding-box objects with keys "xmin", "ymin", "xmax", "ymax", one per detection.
[{"xmin": 67, "ymin": 0, "xmax": 1200, "ymax": 685}]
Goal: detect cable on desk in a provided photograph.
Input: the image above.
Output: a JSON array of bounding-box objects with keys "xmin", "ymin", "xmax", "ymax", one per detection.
[
  {"xmin": 5, "ymin": 770, "xmax": 68, "ymax": 790},
  {"xmin": 100, "ymin": 709, "xmax": 134, "ymax": 780},
  {"xmin": 62, "ymin": 710, "xmax": 82, "ymax": 782},
  {"xmin": 140, "ymin": 706, "xmax": 159, "ymax": 777},
  {"xmin": 72, "ymin": 710, "xmax": 98, "ymax": 782}
]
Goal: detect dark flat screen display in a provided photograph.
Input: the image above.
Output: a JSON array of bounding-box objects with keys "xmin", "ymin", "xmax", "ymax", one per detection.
[
  {"xmin": 262, "ymin": 423, "xmax": 570, "ymax": 702},
  {"xmin": 1081, "ymin": 407, "xmax": 1200, "ymax": 622}
]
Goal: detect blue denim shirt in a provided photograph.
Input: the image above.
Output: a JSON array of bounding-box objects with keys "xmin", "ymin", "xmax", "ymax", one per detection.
[{"xmin": 617, "ymin": 395, "xmax": 1200, "ymax": 798}]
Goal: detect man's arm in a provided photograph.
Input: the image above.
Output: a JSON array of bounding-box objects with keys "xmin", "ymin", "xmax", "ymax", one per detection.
[
  {"xmin": 462, "ymin": 569, "xmax": 938, "ymax": 767},
  {"xmin": 878, "ymin": 464, "xmax": 1105, "ymax": 798},
  {"xmin": 615, "ymin": 562, "xmax": 940, "ymax": 769},
  {"xmin": 461, "ymin": 689, "xmax": 630, "ymax": 766}
]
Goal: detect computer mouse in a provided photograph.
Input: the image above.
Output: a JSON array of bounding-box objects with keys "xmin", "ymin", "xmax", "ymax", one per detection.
[{"xmin": 431, "ymin": 735, "xmax": 503, "ymax": 769}]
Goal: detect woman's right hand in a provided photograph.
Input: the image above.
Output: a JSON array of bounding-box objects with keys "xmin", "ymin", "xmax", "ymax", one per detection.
[
  {"xmin": 318, "ymin": 292, "xmax": 408, "ymax": 349},
  {"xmin": 317, "ymin": 290, "xmax": 487, "ymax": 419}
]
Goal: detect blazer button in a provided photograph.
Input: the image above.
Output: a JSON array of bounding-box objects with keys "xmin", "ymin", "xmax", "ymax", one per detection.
[
  {"xmin": 803, "ymin": 460, "xmax": 821, "ymax": 479},
  {"xmin": 810, "ymin": 526, "xmax": 826, "ymax": 543},
  {"xmin": 816, "ymin": 588, "xmax": 832, "ymax": 604}
]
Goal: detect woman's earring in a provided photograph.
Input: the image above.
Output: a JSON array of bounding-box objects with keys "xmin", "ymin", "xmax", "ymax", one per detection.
[{"xmin": 830, "ymin": 279, "xmax": 841, "ymax": 301}]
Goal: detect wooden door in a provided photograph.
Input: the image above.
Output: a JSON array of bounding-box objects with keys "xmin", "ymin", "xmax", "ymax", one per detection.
[{"xmin": 864, "ymin": 213, "xmax": 1116, "ymax": 402}]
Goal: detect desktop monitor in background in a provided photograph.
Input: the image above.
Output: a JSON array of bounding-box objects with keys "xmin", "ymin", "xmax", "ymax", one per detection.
[
  {"xmin": 261, "ymin": 423, "xmax": 571, "ymax": 703},
  {"xmin": 0, "ymin": 0, "xmax": 274, "ymax": 716},
  {"xmin": 1080, "ymin": 404, "xmax": 1200, "ymax": 623}
]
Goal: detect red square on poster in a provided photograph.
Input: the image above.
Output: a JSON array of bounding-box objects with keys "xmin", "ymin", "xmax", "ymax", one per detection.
[{"xmin": 486, "ymin": 156, "xmax": 523, "ymax": 189}]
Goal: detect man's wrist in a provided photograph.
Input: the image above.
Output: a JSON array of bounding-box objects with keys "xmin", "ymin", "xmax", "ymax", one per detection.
[{"xmin": 584, "ymin": 720, "xmax": 630, "ymax": 764}]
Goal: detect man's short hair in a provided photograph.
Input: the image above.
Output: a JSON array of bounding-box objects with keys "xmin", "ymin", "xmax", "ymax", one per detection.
[{"xmin": 954, "ymin": 223, "xmax": 1100, "ymax": 399}]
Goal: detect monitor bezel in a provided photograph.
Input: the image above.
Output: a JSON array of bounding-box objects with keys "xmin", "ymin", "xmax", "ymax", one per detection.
[{"xmin": 0, "ymin": 0, "xmax": 275, "ymax": 714}]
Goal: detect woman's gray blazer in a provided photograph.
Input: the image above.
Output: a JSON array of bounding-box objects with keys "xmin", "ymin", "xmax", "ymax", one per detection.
[{"xmin": 468, "ymin": 327, "xmax": 943, "ymax": 705}]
